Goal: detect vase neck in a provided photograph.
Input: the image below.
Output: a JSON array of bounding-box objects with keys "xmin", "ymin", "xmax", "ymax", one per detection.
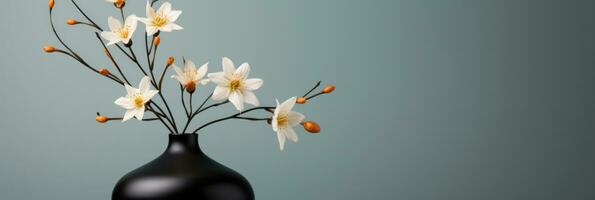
[{"xmin": 166, "ymin": 134, "xmax": 201, "ymax": 154}]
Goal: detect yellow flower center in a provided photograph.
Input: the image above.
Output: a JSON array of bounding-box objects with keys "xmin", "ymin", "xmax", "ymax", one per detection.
[
  {"xmin": 277, "ymin": 114, "xmax": 288, "ymax": 127},
  {"xmin": 117, "ymin": 28, "xmax": 129, "ymax": 39},
  {"xmin": 133, "ymin": 95, "xmax": 145, "ymax": 108},
  {"xmin": 151, "ymin": 15, "xmax": 168, "ymax": 27},
  {"xmin": 229, "ymin": 79, "xmax": 242, "ymax": 91}
]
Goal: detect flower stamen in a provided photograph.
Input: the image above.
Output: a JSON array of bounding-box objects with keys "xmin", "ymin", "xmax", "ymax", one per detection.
[
  {"xmin": 117, "ymin": 28, "xmax": 129, "ymax": 39},
  {"xmin": 229, "ymin": 79, "xmax": 242, "ymax": 91},
  {"xmin": 133, "ymin": 95, "xmax": 144, "ymax": 108},
  {"xmin": 151, "ymin": 15, "xmax": 168, "ymax": 27}
]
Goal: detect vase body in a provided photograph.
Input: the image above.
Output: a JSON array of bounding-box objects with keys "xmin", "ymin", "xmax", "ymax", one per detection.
[{"xmin": 112, "ymin": 134, "xmax": 254, "ymax": 200}]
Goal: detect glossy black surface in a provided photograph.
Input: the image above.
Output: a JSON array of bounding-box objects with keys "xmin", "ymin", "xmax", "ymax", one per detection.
[{"xmin": 112, "ymin": 134, "xmax": 254, "ymax": 200}]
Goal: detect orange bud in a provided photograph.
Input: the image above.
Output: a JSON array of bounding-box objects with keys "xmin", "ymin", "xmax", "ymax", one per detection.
[
  {"xmin": 66, "ymin": 19, "xmax": 78, "ymax": 25},
  {"xmin": 115, "ymin": 0, "xmax": 125, "ymax": 8},
  {"xmin": 49, "ymin": 0, "xmax": 55, "ymax": 10},
  {"xmin": 43, "ymin": 45, "xmax": 56, "ymax": 53},
  {"xmin": 185, "ymin": 81, "xmax": 196, "ymax": 93},
  {"xmin": 99, "ymin": 68, "xmax": 110, "ymax": 76},
  {"xmin": 302, "ymin": 121, "xmax": 321, "ymax": 134},
  {"xmin": 167, "ymin": 56, "xmax": 175, "ymax": 66},
  {"xmin": 153, "ymin": 36, "xmax": 160, "ymax": 47},
  {"xmin": 96, "ymin": 116, "xmax": 109, "ymax": 123},
  {"xmin": 322, "ymin": 85, "xmax": 335, "ymax": 94},
  {"xmin": 296, "ymin": 97, "xmax": 307, "ymax": 104}
]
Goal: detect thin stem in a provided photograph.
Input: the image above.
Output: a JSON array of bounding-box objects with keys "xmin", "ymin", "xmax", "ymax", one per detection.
[
  {"xmin": 119, "ymin": 7, "xmax": 125, "ymax": 21},
  {"xmin": 235, "ymin": 117, "xmax": 270, "ymax": 121},
  {"xmin": 71, "ymin": 0, "xmax": 102, "ymax": 31},
  {"xmin": 95, "ymin": 32, "xmax": 130, "ymax": 85},
  {"xmin": 181, "ymin": 92, "xmax": 211, "ymax": 133},
  {"xmin": 147, "ymin": 104, "xmax": 174, "ymax": 133},
  {"xmin": 191, "ymin": 100, "xmax": 229, "ymax": 118},
  {"xmin": 306, "ymin": 92, "xmax": 323, "ymax": 100},
  {"xmin": 50, "ymin": 11, "xmax": 123, "ymax": 85},
  {"xmin": 181, "ymin": 86, "xmax": 189, "ymax": 117},
  {"xmin": 189, "ymin": 93, "xmax": 193, "ymax": 117},
  {"xmin": 148, "ymin": 101, "xmax": 175, "ymax": 130},
  {"xmin": 192, "ymin": 106, "xmax": 275, "ymax": 133},
  {"xmin": 126, "ymin": 45, "xmax": 150, "ymax": 76},
  {"xmin": 196, "ymin": 93, "xmax": 213, "ymax": 112},
  {"xmin": 303, "ymin": 81, "xmax": 322, "ymax": 97},
  {"xmin": 158, "ymin": 63, "xmax": 170, "ymax": 90},
  {"xmin": 109, "ymin": 117, "xmax": 160, "ymax": 121}
]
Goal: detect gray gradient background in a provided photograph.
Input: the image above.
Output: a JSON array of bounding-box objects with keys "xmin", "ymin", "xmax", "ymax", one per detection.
[{"xmin": 0, "ymin": 0, "xmax": 594, "ymax": 199}]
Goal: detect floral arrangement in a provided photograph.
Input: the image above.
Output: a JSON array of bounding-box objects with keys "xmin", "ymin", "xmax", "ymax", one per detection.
[{"xmin": 43, "ymin": 0, "xmax": 335, "ymax": 150}]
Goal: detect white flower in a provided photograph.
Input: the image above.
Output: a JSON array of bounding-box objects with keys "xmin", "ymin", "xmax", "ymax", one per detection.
[
  {"xmin": 208, "ymin": 57, "xmax": 263, "ymax": 111},
  {"xmin": 114, "ymin": 76, "xmax": 159, "ymax": 122},
  {"xmin": 138, "ymin": 1, "xmax": 183, "ymax": 36},
  {"xmin": 271, "ymin": 97, "xmax": 305, "ymax": 151},
  {"xmin": 100, "ymin": 15, "xmax": 138, "ymax": 46},
  {"xmin": 171, "ymin": 59, "xmax": 209, "ymax": 90}
]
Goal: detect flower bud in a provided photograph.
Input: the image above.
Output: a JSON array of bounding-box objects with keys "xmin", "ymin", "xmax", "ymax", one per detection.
[
  {"xmin": 153, "ymin": 36, "xmax": 160, "ymax": 47},
  {"xmin": 96, "ymin": 116, "xmax": 109, "ymax": 123},
  {"xmin": 115, "ymin": 0, "xmax": 125, "ymax": 8},
  {"xmin": 66, "ymin": 19, "xmax": 78, "ymax": 25},
  {"xmin": 322, "ymin": 85, "xmax": 335, "ymax": 94},
  {"xmin": 49, "ymin": 0, "xmax": 55, "ymax": 10},
  {"xmin": 302, "ymin": 121, "xmax": 320, "ymax": 134},
  {"xmin": 185, "ymin": 81, "xmax": 196, "ymax": 93},
  {"xmin": 43, "ymin": 45, "xmax": 56, "ymax": 53},
  {"xmin": 167, "ymin": 56, "xmax": 175, "ymax": 66},
  {"xmin": 296, "ymin": 97, "xmax": 307, "ymax": 104},
  {"xmin": 99, "ymin": 68, "xmax": 110, "ymax": 76}
]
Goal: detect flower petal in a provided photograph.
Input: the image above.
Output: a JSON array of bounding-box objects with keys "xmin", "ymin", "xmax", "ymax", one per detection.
[
  {"xmin": 284, "ymin": 127, "xmax": 299, "ymax": 142},
  {"xmin": 168, "ymin": 10, "xmax": 182, "ymax": 22},
  {"xmin": 287, "ymin": 111, "xmax": 305, "ymax": 127},
  {"xmin": 146, "ymin": 1, "xmax": 154, "ymax": 18},
  {"xmin": 279, "ymin": 97, "xmax": 297, "ymax": 114},
  {"xmin": 125, "ymin": 84, "xmax": 137, "ymax": 96},
  {"xmin": 100, "ymin": 32, "xmax": 120, "ymax": 46},
  {"xmin": 228, "ymin": 91, "xmax": 244, "ymax": 111},
  {"xmin": 236, "ymin": 63, "xmax": 250, "ymax": 78},
  {"xmin": 277, "ymin": 130, "xmax": 286, "ymax": 151},
  {"xmin": 185, "ymin": 59, "xmax": 197, "ymax": 71},
  {"xmin": 161, "ymin": 24, "xmax": 173, "ymax": 32},
  {"xmin": 139, "ymin": 76, "xmax": 152, "ymax": 94},
  {"xmin": 243, "ymin": 78, "xmax": 263, "ymax": 91},
  {"xmin": 197, "ymin": 62, "xmax": 209, "ymax": 78},
  {"xmin": 137, "ymin": 17, "xmax": 150, "ymax": 25},
  {"xmin": 170, "ymin": 23, "xmax": 183, "ymax": 30},
  {"xmin": 115, "ymin": 97, "xmax": 134, "ymax": 109},
  {"xmin": 125, "ymin": 15, "xmax": 138, "ymax": 32},
  {"xmin": 146, "ymin": 26, "xmax": 158, "ymax": 36},
  {"xmin": 222, "ymin": 57, "xmax": 235, "ymax": 78},
  {"xmin": 207, "ymin": 72, "xmax": 227, "ymax": 85},
  {"xmin": 143, "ymin": 90, "xmax": 159, "ymax": 101},
  {"xmin": 134, "ymin": 108, "xmax": 145, "ymax": 121},
  {"xmin": 199, "ymin": 79, "xmax": 210, "ymax": 85},
  {"xmin": 108, "ymin": 16, "xmax": 122, "ymax": 31},
  {"xmin": 157, "ymin": 2, "xmax": 172, "ymax": 16},
  {"xmin": 242, "ymin": 90, "xmax": 259, "ymax": 106},
  {"xmin": 212, "ymin": 86, "xmax": 229, "ymax": 100},
  {"xmin": 123, "ymin": 109, "xmax": 135, "ymax": 122}
]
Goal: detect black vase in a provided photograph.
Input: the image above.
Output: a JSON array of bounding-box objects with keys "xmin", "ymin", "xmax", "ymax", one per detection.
[{"xmin": 112, "ymin": 134, "xmax": 254, "ymax": 200}]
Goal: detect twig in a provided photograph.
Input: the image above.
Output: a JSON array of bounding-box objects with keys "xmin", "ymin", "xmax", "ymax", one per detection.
[
  {"xmin": 303, "ymin": 81, "xmax": 321, "ymax": 97},
  {"xmin": 191, "ymin": 106, "xmax": 274, "ymax": 133}
]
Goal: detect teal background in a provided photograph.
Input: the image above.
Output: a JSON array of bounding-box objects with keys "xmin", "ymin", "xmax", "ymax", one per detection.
[{"xmin": 1, "ymin": 0, "xmax": 595, "ymax": 199}]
